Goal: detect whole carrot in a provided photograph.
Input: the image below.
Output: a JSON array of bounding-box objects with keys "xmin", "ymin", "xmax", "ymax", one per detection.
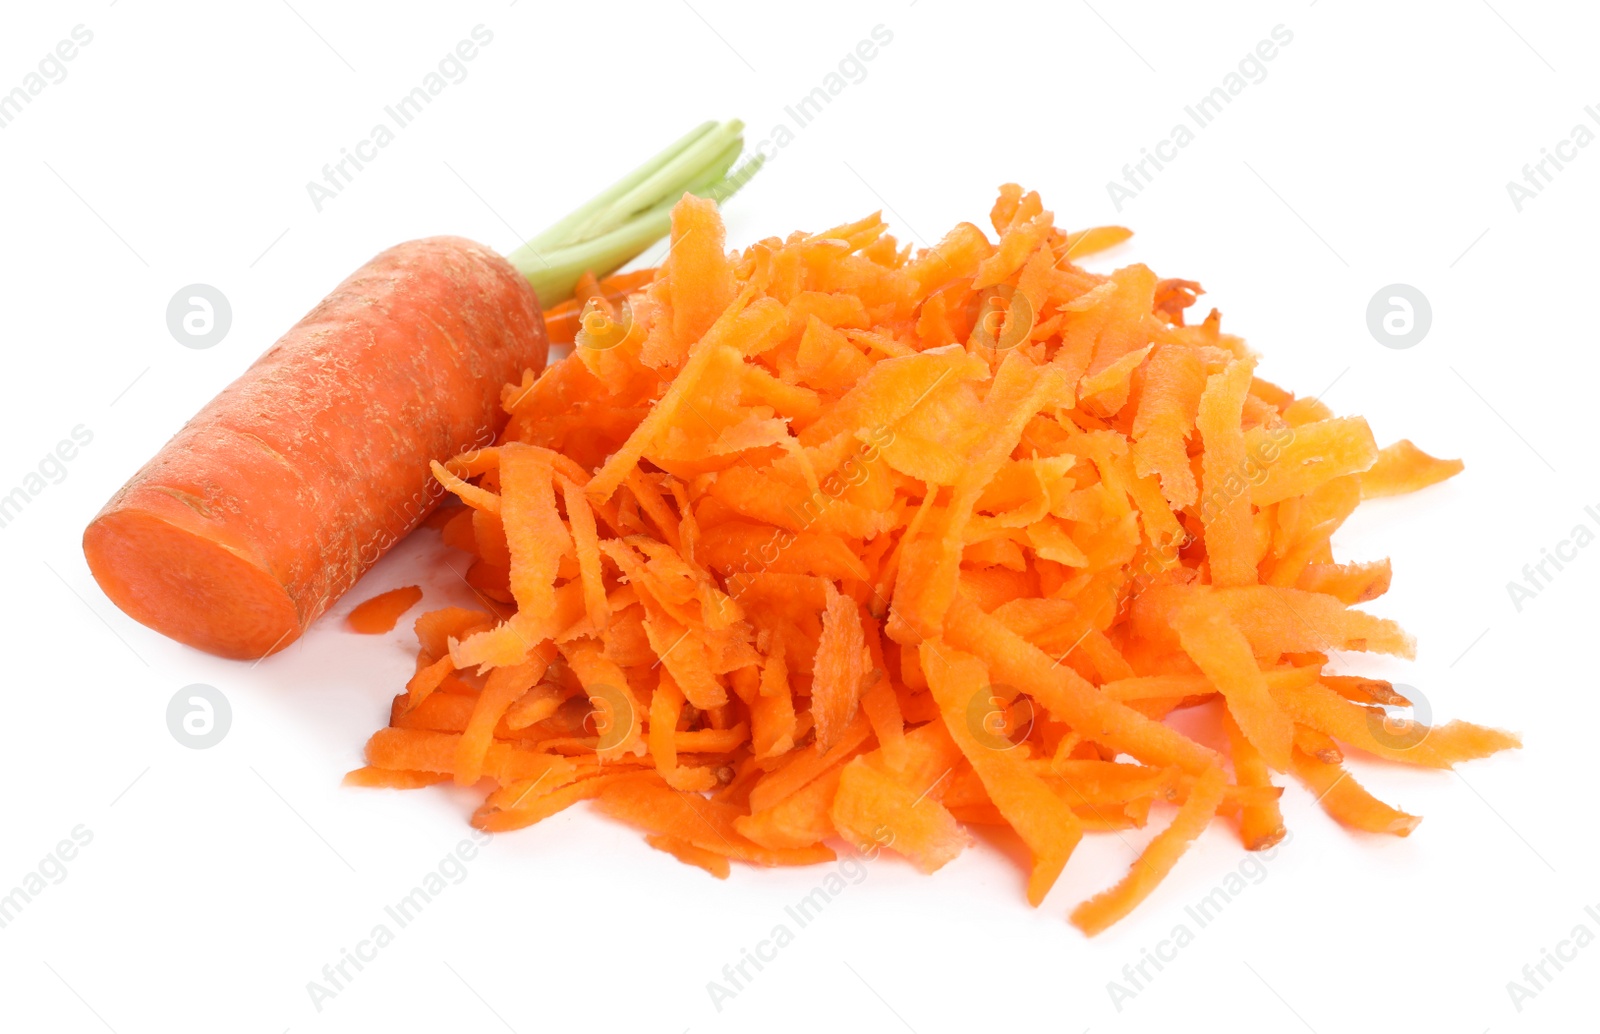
[
  {"xmin": 86, "ymin": 238, "xmax": 539, "ymax": 658},
  {"xmin": 84, "ymin": 121, "xmax": 761, "ymax": 659}
]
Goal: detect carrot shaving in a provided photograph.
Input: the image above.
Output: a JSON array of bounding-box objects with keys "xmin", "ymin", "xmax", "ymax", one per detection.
[
  {"xmin": 352, "ymin": 187, "xmax": 1515, "ymax": 934},
  {"xmin": 346, "ymin": 585, "xmax": 424, "ymax": 634},
  {"xmin": 1070, "ymin": 766, "xmax": 1227, "ymax": 935},
  {"xmin": 924, "ymin": 642, "xmax": 1082, "ymax": 905},
  {"xmin": 645, "ymin": 833, "xmax": 731, "ymax": 879},
  {"xmin": 1174, "ymin": 604, "xmax": 1294, "ymax": 771},
  {"xmin": 1360, "ymin": 439, "xmax": 1465, "ymax": 499},
  {"xmin": 454, "ymin": 646, "xmax": 555, "ymax": 785},
  {"xmin": 342, "ymin": 766, "xmax": 450, "ymax": 789},
  {"xmin": 1289, "ymin": 749, "xmax": 1421, "ymax": 837},
  {"xmin": 811, "ymin": 580, "xmax": 869, "ymax": 752},
  {"xmin": 1221, "ymin": 708, "xmax": 1286, "ymax": 851}
]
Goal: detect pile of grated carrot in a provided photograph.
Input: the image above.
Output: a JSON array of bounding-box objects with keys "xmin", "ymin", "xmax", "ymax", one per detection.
[{"xmin": 345, "ymin": 186, "xmax": 1518, "ymax": 933}]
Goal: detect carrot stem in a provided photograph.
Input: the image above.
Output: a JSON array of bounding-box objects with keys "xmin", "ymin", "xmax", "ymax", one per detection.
[
  {"xmin": 527, "ymin": 121, "xmax": 719, "ymax": 252},
  {"xmin": 509, "ymin": 119, "xmax": 762, "ymax": 307}
]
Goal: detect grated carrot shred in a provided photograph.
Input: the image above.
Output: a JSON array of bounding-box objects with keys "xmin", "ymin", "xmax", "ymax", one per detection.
[{"xmin": 346, "ymin": 585, "xmax": 424, "ymax": 634}]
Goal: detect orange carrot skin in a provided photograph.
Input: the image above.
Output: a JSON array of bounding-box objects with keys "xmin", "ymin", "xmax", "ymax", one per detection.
[{"xmin": 84, "ymin": 237, "xmax": 547, "ymax": 659}]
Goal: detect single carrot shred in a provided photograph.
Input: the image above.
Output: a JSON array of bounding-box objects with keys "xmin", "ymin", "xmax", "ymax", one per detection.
[
  {"xmin": 347, "ymin": 585, "xmax": 424, "ymax": 634},
  {"xmin": 645, "ymin": 833, "xmax": 731, "ymax": 879},
  {"xmin": 1360, "ymin": 439, "xmax": 1465, "ymax": 499},
  {"xmin": 1070, "ymin": 766, "xmax": 1228, "ymax": 935},
  {"xmin": 353, "ymin": 187, "xmax": 1513, "ymax": 934}
]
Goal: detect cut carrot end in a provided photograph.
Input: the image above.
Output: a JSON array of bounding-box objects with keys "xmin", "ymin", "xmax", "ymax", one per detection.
[{"xmin": 84, "ymin": 506, "xmax": 301, "ymax": 659}]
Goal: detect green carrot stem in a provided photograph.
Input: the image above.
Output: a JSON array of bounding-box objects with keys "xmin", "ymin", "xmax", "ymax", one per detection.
[
  {"xmin": 510, "ymin": 119, "xmax": 759, "ymax": 307},
  {"xmin": 564, "ymin": 120, "xmax": 744, "ymax": 243},
  {"xmin": 515, "ymin": 154, "xmax": 764, "ymax": 309},
  {"xmin": 521, "ymin": 121, "xmax": 716, "ymax": 254}
]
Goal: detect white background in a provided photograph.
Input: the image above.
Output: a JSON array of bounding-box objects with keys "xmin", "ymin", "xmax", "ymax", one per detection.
[{"xmin": 1, "ymin": 1, "xmax": 1594, "ymax": 1031}]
